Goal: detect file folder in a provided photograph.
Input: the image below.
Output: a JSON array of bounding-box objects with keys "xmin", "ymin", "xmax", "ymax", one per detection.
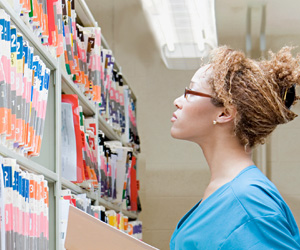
[
  {"xmin": 62, "ymin": 94, "xmax": 84, "ymax": 183},
  {"xmin": 15, "ymin": 33, "xmax": 24, "ymax": 145},
  {"xmin": 65, "ymin": 205, "xmax": 159, "ymax": 250},
  {"xmin": 0, "ymin": 156, "xmax": 5, "ymax": 250},
  {"xmin": 0, "ymin": 59, "xmax": 7, "ymax": 138},
  {"xmin": 6, "ymin": 25, "xmax": 17, "ymax": 143}
]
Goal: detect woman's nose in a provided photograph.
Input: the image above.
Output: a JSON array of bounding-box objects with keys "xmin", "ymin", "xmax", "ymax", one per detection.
[{"xmin": 174, "ymin": 95, "xmax": 184, "ymax": 109}]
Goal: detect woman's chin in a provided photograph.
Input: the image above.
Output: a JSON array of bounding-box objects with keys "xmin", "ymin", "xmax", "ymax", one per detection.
[
  {"xmin": 170, "ymin": 128, "xmax": 184, "ymax": 140},
  {"xmin": 170, "ymin": 128, "xmax": 178, "ymax": 139}
]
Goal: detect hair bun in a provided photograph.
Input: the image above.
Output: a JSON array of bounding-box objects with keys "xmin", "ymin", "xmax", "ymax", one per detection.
[{"xmin": 260, "ymin": 46, "xmax": 300, "ymax": 109}]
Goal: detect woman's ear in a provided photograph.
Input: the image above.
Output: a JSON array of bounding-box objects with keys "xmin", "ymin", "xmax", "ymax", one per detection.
[{"xmin": 215, "ymin": 106, "xmax": 237, "ymax": 124}]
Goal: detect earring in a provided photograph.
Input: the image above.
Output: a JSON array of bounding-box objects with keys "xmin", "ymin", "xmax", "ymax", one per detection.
[{"xmin": 213, "ymin": 120, "xmax": 217, "ymax": 125}]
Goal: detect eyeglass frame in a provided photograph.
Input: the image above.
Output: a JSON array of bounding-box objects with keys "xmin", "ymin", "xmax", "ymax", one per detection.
[
  {"xmin": 184, "ymin": 85, "xmax": 296, "ymax": 108},
  {"xmin": 184, "ymin": 87, "xmax": 213, "ymax": 99}
]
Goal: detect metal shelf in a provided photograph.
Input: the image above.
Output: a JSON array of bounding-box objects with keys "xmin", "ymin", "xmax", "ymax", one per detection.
[
  {"xmin": 61, "ymin": 70, "xmax": 96, "ymax": 116},
  {"xmin": 61, "ymin": 177, "xmax": 98, "ymax": 200},
  {"xmin": 98, "ymin": 115, "xmax": 122, "ymax": 141},
  {"xmin": 98, "ymin": 197, "xmax": 138, "ymax": 219},
  {"xmin": 75, "ymin": 0, "xmax": 98, "ymax": 27},
  {"xmin": 61, "ymin": 177, "xmax": 137, "ymax": 219},
  {"xmin": 60, "ymin": 68, "xmax": 124, "ymax": 141},
  {"xmin": 0, "ymin": 145, "xmax": 58, "ymax": 182}
]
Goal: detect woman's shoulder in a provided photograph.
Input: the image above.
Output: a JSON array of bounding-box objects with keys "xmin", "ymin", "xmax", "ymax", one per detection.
[
  {"xmin": 229, "ymin": 165, "xmax": 288, "ymax": 217},
  {"xmin": 232, "ymin": 165, "xmax": 276, "ymax": 190}
]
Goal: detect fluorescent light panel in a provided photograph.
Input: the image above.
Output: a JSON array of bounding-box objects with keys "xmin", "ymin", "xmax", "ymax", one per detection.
[{"xmin": 141, "ymin": 0, "xmax": 218, "ymax": 70}]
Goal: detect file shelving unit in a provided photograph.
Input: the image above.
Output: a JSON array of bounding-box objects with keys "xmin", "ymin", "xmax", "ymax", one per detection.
[{"xmin": 0, "ymin": 0, "xmax": 139, "ymax": 249}]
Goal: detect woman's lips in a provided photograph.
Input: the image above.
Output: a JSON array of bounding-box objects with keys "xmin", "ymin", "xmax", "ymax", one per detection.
[{"xmin": 171, "ymin": 112, "xmax": 177, "ymax": 122}]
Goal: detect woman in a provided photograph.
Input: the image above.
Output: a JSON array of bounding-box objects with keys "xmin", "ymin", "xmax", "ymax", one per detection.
[{"xmin": 170, "ymin": 46, "xmax": 300, "ymax": 249}]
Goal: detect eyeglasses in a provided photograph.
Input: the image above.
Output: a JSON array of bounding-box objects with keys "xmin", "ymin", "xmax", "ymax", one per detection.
[{"xmin": 184, "ymin": 87, "xmax": 213, "ymax": 100}]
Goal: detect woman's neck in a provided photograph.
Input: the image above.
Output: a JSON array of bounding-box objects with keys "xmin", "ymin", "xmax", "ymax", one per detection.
[
  {"xmin": 201, "ymin": 137, "xmax": 254, "ymax": 184},
  {"xmin": 198, "ymin": 137, "xmax": 254, "ymax": 203}
]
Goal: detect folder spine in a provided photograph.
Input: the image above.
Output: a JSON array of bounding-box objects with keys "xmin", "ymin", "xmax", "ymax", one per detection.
[{"xmin": 1, "ymin": 158, "xmax": 50, "ymax": 250}]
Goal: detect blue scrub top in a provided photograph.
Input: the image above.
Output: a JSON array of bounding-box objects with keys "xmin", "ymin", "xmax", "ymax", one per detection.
[{"xmin": 170, "ymin": 165, "xmax": 300, "ymax": 249}]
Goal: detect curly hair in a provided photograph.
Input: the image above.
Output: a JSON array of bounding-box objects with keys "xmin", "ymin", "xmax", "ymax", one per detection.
[{"xmin": 208, "ymin": 46, "xmax": 300, "ymax": 148}]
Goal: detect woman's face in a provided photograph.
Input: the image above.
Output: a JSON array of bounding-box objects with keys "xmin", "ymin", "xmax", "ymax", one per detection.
[{"xmin": 171, "ymin": 65, "xmax": 223, "ymax": 143}]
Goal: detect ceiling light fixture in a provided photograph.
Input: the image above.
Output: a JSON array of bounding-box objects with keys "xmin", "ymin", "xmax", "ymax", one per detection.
[{"xmin": 140, "ymin": 0, "xmax": 218, "ymax": 70}]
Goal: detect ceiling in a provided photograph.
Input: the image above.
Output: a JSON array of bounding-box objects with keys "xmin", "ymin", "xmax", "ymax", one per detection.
[
  {"xmin": 215, "ymin": 0, "xmax": 300, "ymax": 57},
  {"xmin": 84, "ymin": 0, "xmax": 300, "ymax": 61}
]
